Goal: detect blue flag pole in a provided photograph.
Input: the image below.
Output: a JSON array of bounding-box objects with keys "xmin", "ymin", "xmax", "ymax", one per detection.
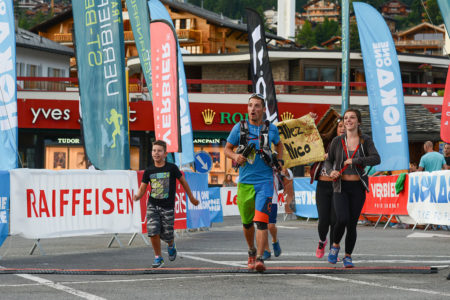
[{"xmin": 341, "ymin": 0, "xmax": 350, "ymax": 114}]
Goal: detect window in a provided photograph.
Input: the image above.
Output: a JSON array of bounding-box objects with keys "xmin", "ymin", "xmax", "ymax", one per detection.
[
  {"xmin": 24, "ymin": 64, "xmax": 42, "ymax": 89},
  {"xmin": 414, "ymin": 33, "xmax": 443, "ymax": 41},
  {"xmin": 180, "ymin": 19, "xmax": 187, "ymax": 29},
  {"xmin": 47, "ymin": 67, "xmax": 66, "ymax": 91},
  {"xmin": 304, "ymin": 66, "xmax": 337, "ymax": 81},
  {"xmin": 304, "ymin": 67, "xmax": 319, "ymax": 81},
  {"xmin": 45, "ymin": 145, "xmax": 140, "ymax": 170}
]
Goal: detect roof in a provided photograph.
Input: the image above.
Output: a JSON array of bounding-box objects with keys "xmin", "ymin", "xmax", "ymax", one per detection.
[
  {"xmin": 321, "ymin": 36, "xmax": 341, "ymax": 46},
  {"xmin": 30, "ymin": 9, "xmax": 73, "ymax": 33},
  {"xmin": 398, "ymin": 22, "xmax": 445, "ymax": 37},
  {"xmin": 159, "ymin": 0, "xmax": 285, "ymax": 41},
  {"xmin": 16, "ymin": 27, "xmax": 74, "ymax": 56},
  {"xmin": 328, "ymin": 105, "xmax": 441, "ymax": 141},
  {"xmin": 381, "ymin": 0, "xmax": 409, "ymax": 8},
  {"xmin": 30, "ymin": 2, "xmax": 286, "ymax": 42}
]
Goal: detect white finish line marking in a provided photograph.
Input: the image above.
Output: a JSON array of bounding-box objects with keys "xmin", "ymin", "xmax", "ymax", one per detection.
[
  {"xmin": 408, "ymin": 232, "xmax": 450, "ymax": 238},
  {"xmin": 0, "ymin": 266, "xmax": 105, "ymax": 300},
  {"xmin": 305, "ymin": 274, "xmax": 450, "ymax": 297},
  {"xmin": 16, "ymin": 274, "xmax": 106, "ymax": 300}
]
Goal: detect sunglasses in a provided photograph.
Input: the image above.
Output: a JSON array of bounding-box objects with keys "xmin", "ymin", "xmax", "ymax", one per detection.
[{"xmin": 249, "ymin": 93, "xmax": 265, "ymax": 102}]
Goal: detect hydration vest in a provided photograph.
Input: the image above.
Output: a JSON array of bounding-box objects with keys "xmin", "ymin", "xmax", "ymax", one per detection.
[{"xmin": 238, "ymin": 120, "xmax": 273, "ymax": 167}]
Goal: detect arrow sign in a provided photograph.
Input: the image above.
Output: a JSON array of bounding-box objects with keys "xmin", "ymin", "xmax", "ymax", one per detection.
[{"xmin": 194, "ymin": 151, "xmax": 212, "ymax": 173}]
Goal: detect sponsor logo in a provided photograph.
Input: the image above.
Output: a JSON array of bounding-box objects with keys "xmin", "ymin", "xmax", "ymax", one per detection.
[
  {"xmin": 202, "ymin": 109, "xmax": 215, "ymax": 125},
  {"xmin": 280, "ymin": 112, "xmax": 294, "ymax": 121}
]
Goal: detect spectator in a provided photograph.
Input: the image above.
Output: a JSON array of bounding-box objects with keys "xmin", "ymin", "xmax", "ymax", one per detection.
[
  {"xmin": 222, "ymin": 174, "xmax": 237, "ymax": 187},
  {"xmin": 417, "ymin": 141, "xmax": 447, "ymax": 172},
  {"xmin": 409, "ymin": 162, "xmax": 418, "ymax": 172},
  {"xmin": 444, "ymin": 143, "xmax": 450, "ymax": 170}
]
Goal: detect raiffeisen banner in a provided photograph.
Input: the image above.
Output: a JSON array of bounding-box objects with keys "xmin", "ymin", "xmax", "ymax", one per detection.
[
  {"xmin": 246, "ymin": 8, "xmax": 279, "ymax": 124},
  {"xmin": 125, "ymin": 0, "xmax": 152, "ymax": 101},
  {"xmin": 150, "ymin": 20, "xmax": 180, "ymax": 152},
  {"xmin": 0, "ymin": 0, "xmax": 18, "ymax": 170},
  {"xmin": 354, "ymin": 2, "xmax": 409, "ymax": 171},
  {"xmin": 72, "ymin": 1, "xmax": 130, "ymax": 170},
  {"xmin": 10, "ymin": 169, "xmax": 140, "ymax": 239},
  {"xmin": 148, "ymin": 0, "xmax": 195, "ymax": 165}
]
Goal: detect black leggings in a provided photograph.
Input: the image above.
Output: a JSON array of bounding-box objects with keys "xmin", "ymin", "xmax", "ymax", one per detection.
[
  {"xmin": 332, "ymin": 180, "xmax": 366, "ymax": 255},
  {"xmin": 315, "ymin": 180, "xmax": 335, "ymax": 244}
]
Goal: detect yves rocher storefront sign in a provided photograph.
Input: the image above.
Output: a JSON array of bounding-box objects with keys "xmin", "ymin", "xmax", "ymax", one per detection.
[{"xmin": 17, "ymin": 99, "xmax": 331, "ymax": 131}]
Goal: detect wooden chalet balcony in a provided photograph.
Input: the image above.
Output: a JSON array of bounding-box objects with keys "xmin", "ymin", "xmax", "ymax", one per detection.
[
  {"xmin": 395, "ymin": 40, "xmax": 443, "ymax": 47},
  {"xmin": 176, "ymin": 29, "xmax": 202, "ymax": 43},
  {"xmin": 53, "ymin": 33, "xmax": 73, "ymax": 42},
  {"xmin": 124, "ymin": 30, "xmax": 134, "ymax": 41}
]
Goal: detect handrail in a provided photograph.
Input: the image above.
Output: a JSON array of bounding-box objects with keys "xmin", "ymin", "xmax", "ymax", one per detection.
[{"xmin": 16, "ymin": 77, "xmax": 446, "ymax": 94}]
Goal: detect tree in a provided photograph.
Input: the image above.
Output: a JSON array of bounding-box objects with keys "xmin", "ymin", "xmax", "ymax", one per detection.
[
  {"xmin": 315, "ymin": 17, "xmax": 340, "ymax": 46},
  {"xmin": 296, "ymin": 20, "xmax": 316, "ymax": 48},
  {"xmin": 425, "ymin": 0, "xmax": 443, "ymax": 25},
  {"xmin": 349, "ymin": 21, "xmax": 360, "ymax": 51}
]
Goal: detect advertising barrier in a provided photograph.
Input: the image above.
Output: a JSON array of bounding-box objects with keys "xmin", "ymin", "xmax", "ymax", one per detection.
[
  {"xmin": 221, "ymin": 187, "xmax": 239, "ymax": 216},
  {"xmin": 136, "ymin": 171, "xmax": 149, "ymax": 234},
  {"xmin": 0, "ymin": 171, "xmax": 9, "ymax": 247},
  {"xmin": 293, "ymin": 178, "xmax": 318, "ymax": 218},
  {"xmin": 208, "ymin": 187, "xmax": 223, "ymax": 223},
  {"xmin": 10, "ymin": 169, "xmax": 140, "ymax": 238},
  {"xmin": 185, "ymin": 172, "xmax": 210, "ymax": 229},
  {"xmin": 220, "ymin": 186, "xmax": 285, "ymax": 217},
  {"xmin": 408, "ymin": 171, "xmax": 450, "ymax": 226},
  {"xmin": 174, "ymin": 175, "xmax": 187, "ymax": 230},
  {"xmin": 362, "ymin": 175, "xmax": 409, "ymax": 215}
]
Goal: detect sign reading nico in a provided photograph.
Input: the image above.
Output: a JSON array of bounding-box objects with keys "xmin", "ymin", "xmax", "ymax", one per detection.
[{"xmin": 194, "ymin": 151, "xmax": 212, "ymax": 173}]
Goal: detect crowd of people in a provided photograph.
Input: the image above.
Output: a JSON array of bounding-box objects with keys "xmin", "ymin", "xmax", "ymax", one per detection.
[{"xmin": 133, "ymin": 92, "xmax": 448, "ymax": 272}]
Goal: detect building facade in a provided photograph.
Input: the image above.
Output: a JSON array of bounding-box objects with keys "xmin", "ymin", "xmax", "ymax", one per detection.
[{"xmin": 301, "ymin": 0, "xmax": 340, "ymax": 23}]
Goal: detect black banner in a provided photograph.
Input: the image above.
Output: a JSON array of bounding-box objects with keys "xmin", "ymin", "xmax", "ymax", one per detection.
[{"xmin": 246, "ymin": 8, "xmax": 279, "ymax": 124}]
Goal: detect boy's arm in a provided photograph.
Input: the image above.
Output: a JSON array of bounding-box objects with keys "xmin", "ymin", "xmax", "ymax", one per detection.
[
  {"xmin": 133, "ymin": 182, "xmax": 148, "ymax": 201},
  {"xmin": 178, "ymin": 175, "xmax": 200, "ymax": 206}
]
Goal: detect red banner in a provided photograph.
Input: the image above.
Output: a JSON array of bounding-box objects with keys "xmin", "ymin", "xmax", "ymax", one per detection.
[
  {"xmin": 362, "ymin": 175, "xmax": 408, "ymax": 215},
  {"xmin": 175, "ymin": 172, "xmax": 187, "ymax": 230},
  {"xmin": 136, "ymin": 171, "xmax": 149, "ymax": 234},
  {"xmin": 150, "ymin": 20, "xmax": 180, "ymax": 152},
  {"xmin": 441, "ymin": 64, "xmax": 450, "ymax": 143}
]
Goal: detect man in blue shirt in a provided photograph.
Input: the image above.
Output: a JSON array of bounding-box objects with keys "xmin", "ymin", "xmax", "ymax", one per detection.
[
  {"xmin": 224, "ymin": 93, "xmax": 283, "ymax": 272},
  {"xmin": 418, "ymin": 141, "xmax": 447, "ymax": 172}
]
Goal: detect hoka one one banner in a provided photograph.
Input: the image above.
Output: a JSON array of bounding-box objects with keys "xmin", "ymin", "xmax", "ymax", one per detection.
[
  {"xmin": 0, "ymin": 0, "xmax": 18, "ymax": 170},
  {"xmin": 354, "ymin": 2, "xmax": 409, "ymax": 171},
  {"xmin": 72, "ymin": 0, "xmax": 130, "ymax": 170}
]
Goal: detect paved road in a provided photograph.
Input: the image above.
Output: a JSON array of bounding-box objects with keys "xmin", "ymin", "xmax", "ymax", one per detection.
[{"xmin": 0, "ymin": 216, "xmax": 449, "ymax": 299}]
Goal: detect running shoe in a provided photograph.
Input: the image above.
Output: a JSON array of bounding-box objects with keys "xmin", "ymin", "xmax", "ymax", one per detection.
[
  {"xmin": 327, "ymin": 246, "xmax": 340, "ymax": 264},
  {"xmin": 272, "ymin": 240, "xmax": 282, "ymax": 257},
  {"xmin": 343, "ymin": 256, "xmax": 354, "ymax": 268},
  {"xmin": 316, "ymin": 240, "xmax": 327, "ymax": 259},
  {"xmin": 262, "ymin": 250, "xmax": 271, "ymax": 260},
  {"xmin": 152, "ymin": 256, "xmax": 164, "ymax": 268},
  {"xmin": 248, "ymin": 248, "xmax": 256, "ymax": 270},
  {"xmin": 168, "ymin": 243, "xmax": 177, "ymax": 261},
  {"xmin": 255, "ymin": 257, "xmax": 266, "ymax": 272}
]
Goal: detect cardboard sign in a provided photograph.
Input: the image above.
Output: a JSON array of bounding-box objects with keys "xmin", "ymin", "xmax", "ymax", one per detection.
[{"xmin": 277, "ymin": 115, "xmax": 325, "ymax": 168}]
